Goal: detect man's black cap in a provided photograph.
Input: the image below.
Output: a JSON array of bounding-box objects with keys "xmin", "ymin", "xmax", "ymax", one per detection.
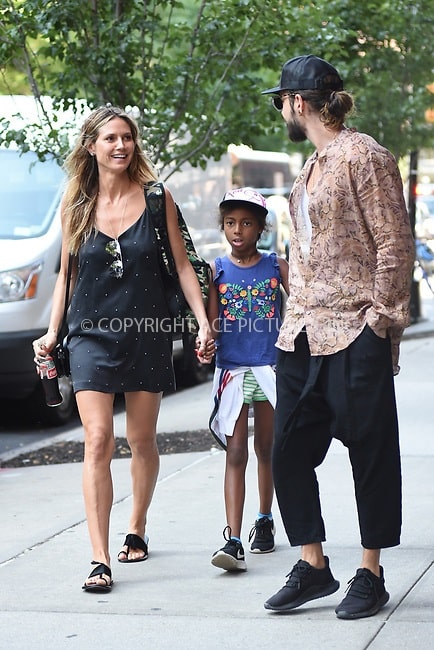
[{"xmin": 262, "ymin": 55, "xmax": 344, "ymax": 94}]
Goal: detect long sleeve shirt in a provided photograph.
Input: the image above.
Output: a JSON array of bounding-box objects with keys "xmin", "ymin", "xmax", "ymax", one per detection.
[{"xmin": 277, "ymin": 128, "xmax": 415, "ymax": 373}]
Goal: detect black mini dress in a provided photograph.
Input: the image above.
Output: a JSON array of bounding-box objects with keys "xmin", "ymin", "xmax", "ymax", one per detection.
[{"xmin": 67, "ymin": 209, "xmax": 175, "ymax": 393}]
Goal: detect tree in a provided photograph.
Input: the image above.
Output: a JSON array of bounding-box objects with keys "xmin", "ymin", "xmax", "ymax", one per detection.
[
  {"xmin": 0, "ymin": 0, "xmax": 293, "ymax": 173},
  {"xmin": 310, "ymin": 0, "xmax": 434, "ymax": 161},
  {"xmin": 0, "ymin": 0, "xmax": 433, "ymax": 173}
]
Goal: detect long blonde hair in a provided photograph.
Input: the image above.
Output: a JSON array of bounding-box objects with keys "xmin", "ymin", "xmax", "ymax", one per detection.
[{"xmin": 63, "ymin": 105, "xmax": 158, "ymax": 254}]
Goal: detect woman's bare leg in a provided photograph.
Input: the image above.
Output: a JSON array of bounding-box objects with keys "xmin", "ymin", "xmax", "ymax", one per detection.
[
  {"xmin": 76, "ymin": 390, "xmax": 115, "ymax": 588},
  {"xmin": 118, "ymin": 391, "xmax": 162, "ymax": 561}
]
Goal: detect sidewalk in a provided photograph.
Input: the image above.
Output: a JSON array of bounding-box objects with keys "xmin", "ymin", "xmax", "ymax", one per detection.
[{"xmin": 0, "ymin": 295, "xmax": 433, "ymax": 649}]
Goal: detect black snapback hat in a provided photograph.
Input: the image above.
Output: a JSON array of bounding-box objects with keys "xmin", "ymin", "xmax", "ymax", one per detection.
[{"xmin": 262, "ymin": 55, "xmax": 343, "ymax": 95}]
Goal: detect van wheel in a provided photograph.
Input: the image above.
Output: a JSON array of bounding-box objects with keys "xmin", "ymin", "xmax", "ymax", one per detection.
[
  {"xmin": 30, "ymin": 376, "xmax": 76, "ymax": 426},
  {"xmin": 174, "ymin": 334, "xmax": 213, "ymax": 388}
]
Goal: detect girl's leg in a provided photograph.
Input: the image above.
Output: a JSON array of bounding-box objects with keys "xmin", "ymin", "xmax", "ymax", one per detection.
[
  {"xmin": 252, "ymin": 399, "xmax": 275, "ymax": 515},
  {"xmin": 75, "ymin": 391, "xmax": 116, "ymax": 588},
  {"xmin": 118, "ymin": 391, "xmax": 162, "ymax": 561},
  {"xmin": 224, "ymin": 403, "xmax": 250, "ymax": 538}
]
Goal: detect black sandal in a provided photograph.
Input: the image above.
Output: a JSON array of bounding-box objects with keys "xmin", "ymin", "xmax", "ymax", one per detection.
[
  {"xmin": 117, "ymin": 533, "xmax": 149, "ymax": 563},
  {"xmin": 82, "ymin": 561, "xmax": 113, "ymax": 592}
]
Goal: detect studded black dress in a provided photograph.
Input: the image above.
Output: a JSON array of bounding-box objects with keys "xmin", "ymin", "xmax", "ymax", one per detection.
[{"xmin": 67, "ymin": 209, "xmax": 175, "ymax": 393}]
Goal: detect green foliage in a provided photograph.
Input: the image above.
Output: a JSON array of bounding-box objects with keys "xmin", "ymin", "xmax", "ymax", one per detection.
[
  {"xmin": 311, "ymin": 0, "xmax": 434, "ymax": 160},
  {"xmin": 0, "ymin": 0, "xmax": 433, "ymax": 170}
]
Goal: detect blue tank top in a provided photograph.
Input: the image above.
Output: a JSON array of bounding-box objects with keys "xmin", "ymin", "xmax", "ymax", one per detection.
[{"xmin": 214, "ymin": 253, "xmax": 282, "ymax": 369}]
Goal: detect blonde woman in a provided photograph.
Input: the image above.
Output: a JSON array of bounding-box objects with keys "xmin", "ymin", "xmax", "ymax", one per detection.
[{"xmin": 33, "ymin": 105, "xmax": 214, "ymax": 592}]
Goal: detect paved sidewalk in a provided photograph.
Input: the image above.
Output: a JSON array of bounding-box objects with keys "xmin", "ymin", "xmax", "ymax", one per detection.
[{"xmin": 0, "ymin": 295, "xmax": 433, "ymax": 649}]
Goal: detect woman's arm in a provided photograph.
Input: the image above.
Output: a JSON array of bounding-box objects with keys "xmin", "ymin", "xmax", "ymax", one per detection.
[
  {"xmin": 32, "ymin": 199, "xmax": 78, "ymax": 358},
  {"xmin": 206, "ymin": 261, "xmax": 220, "ymax": 341},
  {"xmin": 164, "ymin": 187, "xmax": 215, "ymax": 362}
]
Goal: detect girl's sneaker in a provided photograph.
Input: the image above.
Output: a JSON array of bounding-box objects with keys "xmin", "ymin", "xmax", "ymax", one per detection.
[
  {"xmin": 249, "ymin": 516, "xmax": 276, "ymax": 553},
  {"xmin": 211, "ymin": 527, "xmax": 247, "ymax": 571}
]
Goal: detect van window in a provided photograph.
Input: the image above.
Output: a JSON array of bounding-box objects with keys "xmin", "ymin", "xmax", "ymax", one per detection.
[{"xmin": 0, "ymin": 149, "xmax": 64, "ymax": 239}]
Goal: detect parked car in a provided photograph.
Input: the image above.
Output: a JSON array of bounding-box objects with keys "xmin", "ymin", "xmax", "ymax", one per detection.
[
  {"xmin": 416, "ymin": 194, "xmax": 434, "ymax": 240},
  {"xmin": 0, "ymin": 148, "xmax": 209, "ymax": 426},
  {"xmin": 0, "ymin": 148, "xmax": 74, "ymax": 425},
  {"xmin": 189, "ymin": 227, "xmax": 228, "ymax": 262},
  {"xmin": 415, "ymin": 239, "xmax": 434, "ymax": 277},
  {"xmin": 259, "ymin": 195, "xmax": 291, "ymax": 259},
  {"xmin": 415, "ymin": 182, "xmax": 434, "ymax": 235}
]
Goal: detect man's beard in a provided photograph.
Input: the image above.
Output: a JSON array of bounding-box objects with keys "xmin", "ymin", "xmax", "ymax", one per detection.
[{"xmin": 287, "ymin": 118, "xmax": 307, "ymax": 143}]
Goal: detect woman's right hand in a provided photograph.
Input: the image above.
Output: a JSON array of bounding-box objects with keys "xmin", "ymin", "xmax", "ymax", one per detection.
[
  {"xmin": 195, "ymin": 324, "xmax": 216, "ymax": 364},
  {"xmin": 32, "ymin": 332, "xmax": 57, "ymax": 366}
]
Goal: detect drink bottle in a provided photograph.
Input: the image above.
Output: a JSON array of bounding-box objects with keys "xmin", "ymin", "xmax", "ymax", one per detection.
[{"xmin": 39, "ymin": 355, "xmax": 63, "ymax": 407}]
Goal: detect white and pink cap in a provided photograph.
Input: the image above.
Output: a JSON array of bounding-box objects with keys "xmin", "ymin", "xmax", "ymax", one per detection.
[{"xmin": 220, "ymin": 187, "xmax": 268, "ymax": 217}]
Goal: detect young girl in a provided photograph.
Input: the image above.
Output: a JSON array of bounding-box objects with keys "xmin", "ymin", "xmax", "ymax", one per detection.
[{"xmin": 208, "ymin": 187, "xmax": 289, "ymax": 571}]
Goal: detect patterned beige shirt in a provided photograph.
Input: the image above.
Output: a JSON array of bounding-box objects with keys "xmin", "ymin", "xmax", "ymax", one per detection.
[{"xmin": 277, "ymin": 128, "xmax": 415, "ymax": 373}]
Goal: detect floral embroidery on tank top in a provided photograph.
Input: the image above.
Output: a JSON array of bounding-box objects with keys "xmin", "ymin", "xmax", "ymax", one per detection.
[{"xmin": 218, "ymin": 277, "xmax": 280, "ymax": 321}]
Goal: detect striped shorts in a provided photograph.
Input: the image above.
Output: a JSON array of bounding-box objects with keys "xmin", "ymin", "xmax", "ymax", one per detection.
[{"xmin": 243, "ymin": 369, "xmax": 267, "ymax": 404}]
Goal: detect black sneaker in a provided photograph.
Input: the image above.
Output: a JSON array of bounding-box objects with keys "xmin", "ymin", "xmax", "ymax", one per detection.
[
  {"xmin": 211, "ymin": 527, "xmax": 247, "ymax": 571},
  {"xmin": 335, "ymin": 567, "xmax": 389, "ymax": 619},
  {"xmin": 249, "ymin": 517, "xmax": 276, "ymax": 553},
  {"xmin": 264, "ymin": 556, "xmax": 340, "ymax": 611}
]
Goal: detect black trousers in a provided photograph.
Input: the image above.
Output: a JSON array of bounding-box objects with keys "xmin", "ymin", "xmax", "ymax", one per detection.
[{"xmin": 273, "ymin": 326, "xmax": 402, "ymax": 550}]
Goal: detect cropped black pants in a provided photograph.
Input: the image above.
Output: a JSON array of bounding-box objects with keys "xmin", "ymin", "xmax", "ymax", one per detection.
[{"xmin": 273, "ymin": 326, "xmax": 402, "ymax": 550}]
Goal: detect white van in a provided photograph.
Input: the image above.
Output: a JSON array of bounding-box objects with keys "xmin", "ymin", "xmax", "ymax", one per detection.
[
  {"xmin": 0, "ymin": 147, "xmax": 76, "ymax": 424},
  {"xmin": 0, "ymin": 96, "xmax": 215, "ymax": 425},
  {"xmin": 0, "ymin": 146, "xmax": 213, "ymax": 425}
]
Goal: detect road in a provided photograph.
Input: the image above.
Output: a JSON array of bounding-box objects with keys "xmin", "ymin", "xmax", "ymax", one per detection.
[
  {"xmin": 0, "ymin": 379, "xmax": 213, "ymax": 459},
  {"xmin": 0, "ymin": 399, "xmax": 82, "ymax": 456}
]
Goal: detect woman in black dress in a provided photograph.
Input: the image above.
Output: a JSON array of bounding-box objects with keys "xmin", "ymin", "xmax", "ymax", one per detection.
[{"xmin": 33, "ymin": 106, "xmax": 214, "ymax": 591}]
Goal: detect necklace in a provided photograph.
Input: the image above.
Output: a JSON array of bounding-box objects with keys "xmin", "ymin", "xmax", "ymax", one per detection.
[
  {"xmin": 97, "ymin": 181, "xmax": 131, "ymax": 239},
  {"xmin": 108, "ymin": 190, "xmax": 129, "ymax": 241},
  {"xmin": 230, "ymin": 251, "xmax": 260, "ymax": 265},
  {"xmin": 100, "ymin": 186, "xmax": 130, "ymax": 279}
]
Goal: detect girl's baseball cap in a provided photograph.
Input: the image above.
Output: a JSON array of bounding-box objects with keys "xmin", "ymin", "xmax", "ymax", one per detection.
[{"xmin": 219, "ymin": 187, "xmax": 268, "ymax": 217}]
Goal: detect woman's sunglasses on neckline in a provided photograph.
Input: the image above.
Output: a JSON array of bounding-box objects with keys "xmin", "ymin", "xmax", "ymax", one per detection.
[{"xmin": 105, "ymin": 239, "xmax": 124, "ymax": 279}]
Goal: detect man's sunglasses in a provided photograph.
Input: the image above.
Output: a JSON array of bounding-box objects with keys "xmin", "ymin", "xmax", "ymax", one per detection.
[{"xmin": 271, "ymin": 93, "xmax": 295, "ymax": 111}]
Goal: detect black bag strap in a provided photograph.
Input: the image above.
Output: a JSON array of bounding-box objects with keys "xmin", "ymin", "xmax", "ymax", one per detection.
[
  {"xmin": 145, "ymin": 182, "xmax": 194, "ymax": 355},
  {"xmin": 145, "ymin": 182, "xmax": 179, "ymax": 279},
  {"xmin": 58, "ymin": 254, "xmax": 73, "ymax": 344}
]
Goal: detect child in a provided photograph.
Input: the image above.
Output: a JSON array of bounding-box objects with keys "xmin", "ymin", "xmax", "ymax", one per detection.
[{"xmin": 208, "ymin": 187, "xmax": 289, "ymax": 571}]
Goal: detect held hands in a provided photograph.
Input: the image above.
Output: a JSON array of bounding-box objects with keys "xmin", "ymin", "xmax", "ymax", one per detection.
[{"xmin": 195, "ymin": 323, "xmax": 216, "ymax": 364}]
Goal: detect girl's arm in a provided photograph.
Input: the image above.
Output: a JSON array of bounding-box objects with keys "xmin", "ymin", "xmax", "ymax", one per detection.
[{"xmin": 278, "ymin": 256, "xmax": 290, "ymax": 296}]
